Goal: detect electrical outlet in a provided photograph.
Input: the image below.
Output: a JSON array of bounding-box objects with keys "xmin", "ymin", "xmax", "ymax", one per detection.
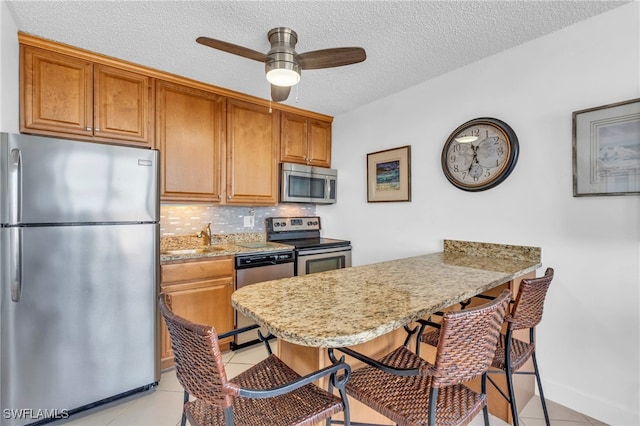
[{"xmin": 243, "ymin": 216, "xmax": 255, "ymax": 227}]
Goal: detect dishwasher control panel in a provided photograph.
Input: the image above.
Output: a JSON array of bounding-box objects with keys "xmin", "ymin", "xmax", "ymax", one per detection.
[{"xmin": 235, "ymin": 251, "xmax": 294, "ymax": 269}]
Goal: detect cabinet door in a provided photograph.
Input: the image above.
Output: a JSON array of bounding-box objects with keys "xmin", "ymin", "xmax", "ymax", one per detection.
[
  {"xmin": 93, "ymin": 64, "xmax": 153, "ymax": 146},
  {"xmin": 308, "ymin": 119, "xmax": 332, "ymax": 167},
  {"xmin": 280, "ymin": 112, "xmax": 308, "ymax": 164},
  {"xmin": 160, "ymin": 277, "xmax": 234, "ymax": 369},
  {"xmin": 156, "ymin": 80, "xmax": 224, "ymax": 202},
  {"xmin": 226, "ymin": 99, "xmax": 280, "ymax": 205},
  {"xmin": 280, "ymin": 112, "xmax": 332, "ymax": 167},
  {"xmin": 21, "ymin": 46, "xmax": 93, "ymax": 137}
]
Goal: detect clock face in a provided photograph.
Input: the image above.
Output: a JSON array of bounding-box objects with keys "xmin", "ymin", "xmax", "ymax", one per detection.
[{"xmin": 441, "ymin": 118, "xmax": 519, "ymax": 191}]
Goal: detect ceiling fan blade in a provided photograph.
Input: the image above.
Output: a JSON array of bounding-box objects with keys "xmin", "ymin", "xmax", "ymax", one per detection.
[
  {"xmin": 297, "ymin": 47, "xmax": 366, "ymax": 70},
  {"xmin": 196, "ymin": 36, "xmax": 269, "ymax": 62},
  {"xmin": 271, "ymin": 85, "xmax": 291, "ymax": 102}
]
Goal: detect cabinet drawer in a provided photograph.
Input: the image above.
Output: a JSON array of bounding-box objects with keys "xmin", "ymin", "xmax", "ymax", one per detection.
[
  {"xmin": 161, "ymin": 276, "xmax": 232, "ymax": 292},
  {"xmin": 161, "ymin": 257, "xmax": 233, "ymax": 284}
]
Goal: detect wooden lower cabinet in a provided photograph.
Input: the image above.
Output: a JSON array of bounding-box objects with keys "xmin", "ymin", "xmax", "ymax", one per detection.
[{"xmin": 160, "ymin": 257, "xmax": 234, "ymax": 370}]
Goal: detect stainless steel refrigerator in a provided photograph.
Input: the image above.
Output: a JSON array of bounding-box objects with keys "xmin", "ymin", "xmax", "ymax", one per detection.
[{"xmin": 0, "ymin": 133, "xmax": 160, "ymax": 425}]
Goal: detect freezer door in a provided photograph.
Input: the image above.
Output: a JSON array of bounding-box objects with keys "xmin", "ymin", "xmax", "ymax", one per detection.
[
  {"xmin": 0, "ymin": 133, "xmax": 159, "ymax": 225},
  {"xmin": 0, "ymin": 224, "xmax": 159, "ymax": 425}
]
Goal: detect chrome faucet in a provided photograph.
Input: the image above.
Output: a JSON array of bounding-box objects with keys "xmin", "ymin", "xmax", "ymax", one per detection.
[{"xmin": 197, "ymin": 223, "xmax": 212, "ymax": 246}]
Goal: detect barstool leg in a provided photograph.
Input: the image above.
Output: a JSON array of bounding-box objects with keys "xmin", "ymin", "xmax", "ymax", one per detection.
[
  {"xmin": 481, "ymin": 373, "xmax": 490, "ymax": 426},
  {"xmin": 531, "ymin": 350, "xmax": 550, "ymax": 426},
  {"xmin": 505, "ymin": 362, "xmax": 519, "ymax": 426},
  {"xmin": 181, "ymin": 390, "xmax": 188, "ymax": 426}
]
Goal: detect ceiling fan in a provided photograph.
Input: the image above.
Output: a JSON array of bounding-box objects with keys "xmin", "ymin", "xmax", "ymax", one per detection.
[{"xmin": 196, "ymin": 27, "xmax": 366, "ymax": 102}]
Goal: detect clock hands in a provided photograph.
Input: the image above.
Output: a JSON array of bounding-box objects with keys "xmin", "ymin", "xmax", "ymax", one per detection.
[{"xmin": 467, "ymin": 143, "xmax": 479, "ymax": 173}]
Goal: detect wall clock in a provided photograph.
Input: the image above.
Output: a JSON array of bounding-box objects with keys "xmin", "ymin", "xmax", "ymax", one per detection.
[{"xmin": 441, "ymin": 117, "xmax": 519, "ymax": 191}]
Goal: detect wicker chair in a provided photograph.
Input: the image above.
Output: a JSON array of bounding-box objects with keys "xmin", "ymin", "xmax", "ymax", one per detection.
[
  {"xmin": 158, "ymin": 293, "xmax": 351, "ymax": 426},
  {"xmin": 420, "ymin": 268, "xmax": 554, "ymax": 426},
  {"xmin": 333, "ymin": 289, "xmax": 511, "ymax": 426}
]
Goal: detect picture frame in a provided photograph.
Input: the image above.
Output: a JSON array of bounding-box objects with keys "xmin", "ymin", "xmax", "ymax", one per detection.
[
  {"xmin": 367, "ymin": 145, "xmax": 411, "ymax": 202},
  {"xmin": 573, "ymin": 98, "xmax": 640, "ymax": 197}
]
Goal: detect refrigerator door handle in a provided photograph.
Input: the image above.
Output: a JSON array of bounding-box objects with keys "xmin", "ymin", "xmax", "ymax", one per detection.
[
  {"xmin": 10, "ymin": 227, "xmax": 22, "ymax": 302},
  {"xmin": 9, "ymin": 148, "xmax": 21, "ymax": 223}
]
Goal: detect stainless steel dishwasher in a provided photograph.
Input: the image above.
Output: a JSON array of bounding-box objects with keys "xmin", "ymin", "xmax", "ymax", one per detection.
[{"xmin": 234, "ymin": 250, "xmax": 295, "ymax": 348}]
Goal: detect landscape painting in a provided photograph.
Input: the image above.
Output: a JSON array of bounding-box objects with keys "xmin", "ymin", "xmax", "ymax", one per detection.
[
  {"xmin": 367, "ymin": 145, "xmax": 411, "ymax": 202},
  {"xmin": 573, "ymin": 98, "xmax": 640, "ymax": 196},
  {"xmin": 375, "ymin": 160, "xmax": 401, "ymax": 191}
]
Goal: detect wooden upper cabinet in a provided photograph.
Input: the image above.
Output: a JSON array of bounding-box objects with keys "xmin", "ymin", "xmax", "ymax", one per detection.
[
  {"xmin": 20, "ymin": 45, "xmax": 153, "ymax": 147},
  {"xmin": 155, "ymin": 80, "xmax": 225, "ymax": 203},
  {"xmin": 93, "ymin": 64, "xmax": 153, "ymax": 144},
  {"xmin": 281, "ymin": 111, "xmax": 332, "ymax": 168},
  {"xmin": 21, "ymin": 46, "xmax": 93, "ymax": 138},
  {"xmin": 226, "ymin": 99, "xmax": 280, "ymax": 205},
  {"xmin": 308, "ymin": 119, "xmax": 332, "ymax": 167},
  {"xmin": 18, "ymin": 36, "xmax": 334, "ymax": 205}
]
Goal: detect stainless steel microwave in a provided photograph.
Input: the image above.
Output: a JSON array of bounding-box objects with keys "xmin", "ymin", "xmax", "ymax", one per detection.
[{"xmin": 280, "ymin": 162, "xmax": 337, "ymax": 204}]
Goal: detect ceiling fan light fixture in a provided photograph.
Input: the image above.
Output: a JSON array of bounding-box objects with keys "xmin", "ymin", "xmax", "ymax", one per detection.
[
  {"xmin": 265, "ymin": 61, "xmax": 300, "ymax": 87},
  {"xmin": 197, "ymin": 26, "xmax": 366, "ymax": 102}
]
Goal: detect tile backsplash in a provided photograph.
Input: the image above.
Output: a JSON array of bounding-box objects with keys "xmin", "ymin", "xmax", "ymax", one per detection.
[{"xmin": 160, "ymin": 204, "xmax": 315, "ymax": 237}]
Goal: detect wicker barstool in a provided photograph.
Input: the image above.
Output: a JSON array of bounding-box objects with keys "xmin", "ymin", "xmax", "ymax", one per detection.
[
  {"xmin": 334, "ymin": 289, "xmax": 511, "ymax": 426},
  {"xmin": 158, "ymin": 293, "xmax": 351, "ymax": 426},
  {"xmin": 420, "ymin": 268, "xmax": 554, "ymax": 426}
]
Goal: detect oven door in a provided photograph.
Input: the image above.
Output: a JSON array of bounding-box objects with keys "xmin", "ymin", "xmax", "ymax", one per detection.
[{"xmin": 296, "ymin": 246, "xmax": 352, "ymax": 276}]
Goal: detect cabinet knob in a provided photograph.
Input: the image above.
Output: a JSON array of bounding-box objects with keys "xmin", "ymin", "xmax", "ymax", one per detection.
[
  {"xmin": 86, "ymin": 127, "xmax": 92, "ymax": 131},
  {"xmin": 95, "ymin": 128, "xmax": 100, "ymax": 132}
]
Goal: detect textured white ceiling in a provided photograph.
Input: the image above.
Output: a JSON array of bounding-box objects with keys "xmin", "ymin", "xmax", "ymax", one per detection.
[{"xmin": 6, "ymin": 0, "xmax": 630, "ymax": 116}]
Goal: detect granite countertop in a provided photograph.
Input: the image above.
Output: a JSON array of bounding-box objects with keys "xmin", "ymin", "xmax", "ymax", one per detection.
[
  {"xmin": 160, "ymin": 233, "xmax": 292, "ymax": 262},
  {"xmin": 231, "ymin": 240, "xmax": 542, "ymax": 348}
]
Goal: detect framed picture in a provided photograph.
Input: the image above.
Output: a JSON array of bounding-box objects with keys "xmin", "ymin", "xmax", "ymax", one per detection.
[
  {"xmin": 573, "ymin": 98, "xmax": 640, "ymax": 196},
  {"xmin": 367, "ymin": 145, "xmax": 411, "ymax": 202}
]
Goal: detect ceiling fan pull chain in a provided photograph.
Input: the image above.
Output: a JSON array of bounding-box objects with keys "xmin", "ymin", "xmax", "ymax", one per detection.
[{"xmin": 295, "ymin": 84, "xmax": 300, "ymax": 103}]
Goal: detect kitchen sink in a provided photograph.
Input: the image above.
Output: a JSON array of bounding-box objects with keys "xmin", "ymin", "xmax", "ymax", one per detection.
[{"xmin": 161, "ymin": 246, "xmax": 227, "ymax": 255}]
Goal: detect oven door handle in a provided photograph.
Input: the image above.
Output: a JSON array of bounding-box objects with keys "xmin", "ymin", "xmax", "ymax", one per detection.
[{"xmin": 297, "ymin": 246, "xmax": 352, "ymax": 256}]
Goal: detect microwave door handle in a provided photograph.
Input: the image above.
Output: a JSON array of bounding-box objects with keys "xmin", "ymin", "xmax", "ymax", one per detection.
[{"xmin": 325, "ymin": 176, "xmax": 331, "ymax": 201}]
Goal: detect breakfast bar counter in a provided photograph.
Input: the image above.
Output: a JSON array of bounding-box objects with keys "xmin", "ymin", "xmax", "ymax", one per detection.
[
  {"xmin": 232, "ymin": 239, "xmax": 541, "ymax": 348},
  {"xmin": 231, "ymin": 240, "xmax": 542, "ymax": 424}
]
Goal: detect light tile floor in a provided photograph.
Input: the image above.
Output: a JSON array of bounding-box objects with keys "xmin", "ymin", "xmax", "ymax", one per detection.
[{"xmin": 54, "ymin": 343, "xmax": 607, "ymax": 426}]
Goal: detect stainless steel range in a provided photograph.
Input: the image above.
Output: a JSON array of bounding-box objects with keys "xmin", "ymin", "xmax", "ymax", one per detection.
[{"xmin": 266, "ymin": 216, "xmax": 352, "ymax": 276}]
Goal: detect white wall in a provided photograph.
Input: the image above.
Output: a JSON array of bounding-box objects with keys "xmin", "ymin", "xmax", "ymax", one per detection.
[
  {"xmin": 321, "ymin": 3, "xmax": 640, "ymax": 425},
  {"xmin": 0, "ymin": 0, "xmax": 19, "ymax": 132},
  {"xmin": 1, "ymin": 1, "xmax": 638, "ymax": 423}
]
